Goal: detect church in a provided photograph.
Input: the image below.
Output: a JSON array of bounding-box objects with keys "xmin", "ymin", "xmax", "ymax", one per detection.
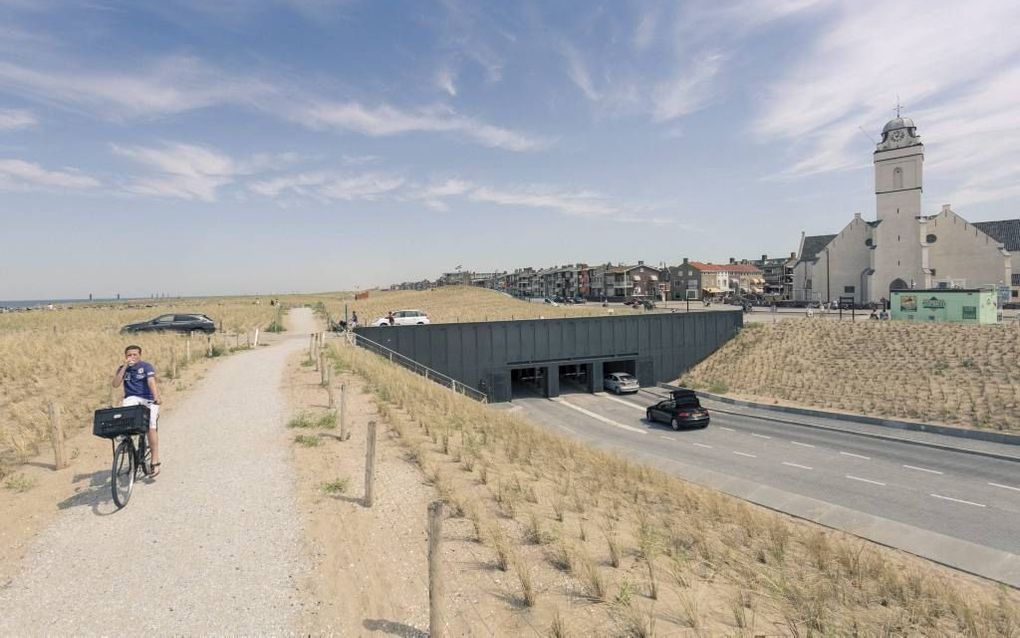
[{"xmin": 793, "ymin": 115, "xmax": 1020, "ymax": 306}]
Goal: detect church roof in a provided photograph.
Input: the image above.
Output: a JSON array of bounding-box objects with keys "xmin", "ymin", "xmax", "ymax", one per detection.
[
  {"xmin": 799, "ymin": 234, "xmax": 836, "ymax": 262},
  {"xmin": 882, "ymin": 117, "xmax": 915, "ymax": 133},
  {"xmin": 973, "ymin": 220, "xmax": 1020, "ymax": 252}
]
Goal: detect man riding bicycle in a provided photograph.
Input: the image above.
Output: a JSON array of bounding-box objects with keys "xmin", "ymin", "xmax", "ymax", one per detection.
[{"xmin": 112, "ymin": 345, "xmax": 163, "ymax": 476}]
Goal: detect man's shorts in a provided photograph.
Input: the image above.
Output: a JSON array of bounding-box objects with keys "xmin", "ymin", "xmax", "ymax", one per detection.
[{"xmin": 122, "ymin": 396, "xmax": 159, "ymax": 429}]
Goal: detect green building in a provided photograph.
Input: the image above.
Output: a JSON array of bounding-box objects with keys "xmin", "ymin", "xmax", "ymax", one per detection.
[{"xmin": 890, "ymin": 289, "xmax": 998, "ymax": 324}]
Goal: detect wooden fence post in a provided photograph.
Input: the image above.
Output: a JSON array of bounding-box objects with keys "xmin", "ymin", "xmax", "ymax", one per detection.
[
  {"xmin": 326, "ymin": 366, "xmax": 334, "ymax": 408},
  {"xmin": 170, "ymin": 350, "xmax": 178, "ymax": 380},
  {"xmin": 206, "ymin": 335, "xmax": 213, "ymax": 357},
  {"xmin": 429, "ymin": 500, "xmax": 445, "ymax": 638},
  {"xmin": 48, "ymin": 401, "xmax": 68, "ymax": 470},
  {"xmin": 364, "ymin": 420, "xmax": 377, "ymax": 507},
  {"xmin": 339, "ymin": 383, "xmax": 349, "ymax": 441},
  {"xmin": 319, "ymin": 351, "xmax": 326, "ymax": 385},
  {"xmin": 186, "ymin": 334, "xmax": 191, "ymax": 363}
]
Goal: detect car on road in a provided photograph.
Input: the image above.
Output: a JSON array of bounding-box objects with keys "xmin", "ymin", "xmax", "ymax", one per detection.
[
  {"xmin": 645, "ymin": 390, "xmax": 710, "ymax": 430},
  {"xmin": 603, "ymin": 372, "xmax": 640, "ymax": 394},
  {"xmin": 572, "ymin": 296, "xmax": 585, "ymax": 304},
  {"xmin": 371, "ymin": 309, "xmax": 431, "ymax": 326},
  {"xmin": 120, "ymin": 313, "xmax": 216, "ymax": 334}
]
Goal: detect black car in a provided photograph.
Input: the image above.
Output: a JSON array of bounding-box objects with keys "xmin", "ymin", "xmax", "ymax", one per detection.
[
  {"xmin": 121, "ymin": 313, "xmax": 216, "ymax": 334},
  {"xmin": 645, "ymin": 390, "xmax": 710, "ymax": 430}
]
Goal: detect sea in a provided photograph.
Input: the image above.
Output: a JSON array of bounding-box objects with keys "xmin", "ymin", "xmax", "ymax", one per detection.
[{"xmin": 0, "ymin": 298, "xmax": 123, "ymax": 310}]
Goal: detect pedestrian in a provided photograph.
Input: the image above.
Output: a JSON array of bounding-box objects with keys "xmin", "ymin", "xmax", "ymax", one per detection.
[
  {"xmin": 351, "ymin": 310, "xmax": 359, "ymax": 328},
  {"xmin": 387, "ymin": 311, "xmax": 395, "ymax": 326},
  {"xmin": 869, "ymin": 309, "xmax": 878, "ymax": 320},
  {"xmin": 112, "ymin": 345, "xmax": 162, "ymax": 476}
]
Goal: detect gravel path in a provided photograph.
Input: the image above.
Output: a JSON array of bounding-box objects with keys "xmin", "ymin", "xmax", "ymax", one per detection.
[{"xmin": 0, "ymin": 309, "xmax": 320, "ymax": 635}]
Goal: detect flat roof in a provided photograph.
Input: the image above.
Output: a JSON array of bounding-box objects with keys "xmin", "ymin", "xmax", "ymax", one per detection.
[{"xmin": 890, "ymin": 288, "xmax": 989, "ymax": 293}]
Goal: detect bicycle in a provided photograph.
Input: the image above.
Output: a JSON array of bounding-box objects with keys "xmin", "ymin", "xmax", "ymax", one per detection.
[
  {"xmin": 93, "ymin": 403, "xmax": 154, "ymax": 509},
  {"xmin": 110, "ymin": 431, "xmax": 152, "ymax": 508}
]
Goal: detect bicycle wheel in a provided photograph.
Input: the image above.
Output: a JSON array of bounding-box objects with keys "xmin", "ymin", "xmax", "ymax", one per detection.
[
  {"xmin": 112, "ymin": 438, "xmax": 135, "ymax": 508},
  {"xmin": 136, "ymin": 434, "xmax": 151, "ymax": 479}
]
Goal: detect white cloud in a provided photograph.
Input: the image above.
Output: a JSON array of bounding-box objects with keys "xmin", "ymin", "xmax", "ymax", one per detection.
[
  {"xmin": 436, "ymin": 67, "xmax": 458, "ymax": 97},
  {"xmin": 300, "ymin": 101, "xmax": 548, "ymax": 151},
  {"xmin": 0, "ymin": 158, "xmax": 99, "ymax": 190},
  {"xmin": 468, "ymin": 185, "xmax": 618, "ymax": 218},
  {"xmin": 751, "ymin": 0, "xmax": 1020, "ymax": 197},
  {"xmin": 112, "ymin": 142, "xmax": 241, "ymax": 202},
  {"xmin": 652, "ymin": 51, "xmax": 727, "ymax": 121},
  {"xmin": 564, "ymin": 44, "xmax": 599, "ymax": 102},
  {"xmin": 0, "ymin": 57, "xmax": 272, "ymax": 119},
  {"xmin": 0, "ymin": 108, "xmax": 36, "ymax": 131},
  {"xmin": 249, "ymin": 171, "xmax": 404, "ymax": 202}
]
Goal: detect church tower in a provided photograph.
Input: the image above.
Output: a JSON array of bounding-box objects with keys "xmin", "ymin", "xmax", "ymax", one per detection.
[{"xmin": 869, "ymin": 115, "xmax": 925, "ymax": 302}]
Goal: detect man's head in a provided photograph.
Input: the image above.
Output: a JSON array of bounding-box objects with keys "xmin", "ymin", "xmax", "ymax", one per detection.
[{"xmin": 125, "ymin": 345, "xmax": 142, "ymax": 364}]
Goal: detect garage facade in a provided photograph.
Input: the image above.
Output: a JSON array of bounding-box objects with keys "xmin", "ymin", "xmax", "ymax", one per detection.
[{"xmin": 354, "ymin": 311, "xmax": 742, "ymax": 403}]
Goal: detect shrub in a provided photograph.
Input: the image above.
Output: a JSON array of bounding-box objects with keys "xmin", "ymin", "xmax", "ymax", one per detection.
[
  {"xmin": 294, "ymin": 434, "xmax": 321, "ymax": 447},
  {"xmin": 321, "ymin": 477, "xmax": 349, "ymax": 495}
]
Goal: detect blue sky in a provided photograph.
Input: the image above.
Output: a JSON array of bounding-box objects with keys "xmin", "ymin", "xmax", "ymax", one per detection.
[{"xmin": 1, "ymin": 0, "xmax": 1018, "ymax": 299}]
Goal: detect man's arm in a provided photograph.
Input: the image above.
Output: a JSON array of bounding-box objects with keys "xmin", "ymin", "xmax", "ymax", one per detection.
[
  {"xmin": 112, "ymin": 364, "xmax": 127, "ymax": 388},
  {"xmin": 147, "ymin": 375, "xmax": 162, "ymax": 404}
]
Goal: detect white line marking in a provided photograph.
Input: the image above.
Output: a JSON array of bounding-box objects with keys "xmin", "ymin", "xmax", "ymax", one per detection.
[
  {"xmin": 751, "ymin": 433, "xmax": 772, "ymax": 439},
  {"xmin": 931, "ymin": 493, "xmax": 986, "ymax": 508},
  {"xmin": 659, "ymin": 435, "xmax": 673, "ymax": 440},
  {"xmin": 989, "ymin": 482, "xmax": 1020, "ymax": 493},
  {"xmin": 782, "ymin": 462, "xmax": 812, "ymax": 470},
  {"xmin": 846, "ymin": 475, "xmax": 886, "ymax": 486},
  {"xmin": 556, "ymin": 399, "xmax": 647, "ymax": 434},
  {"xmin": 840, "ymin": 452, "xmax": 871, "ymax": 460},
  {"xmin": 601, "ymin": 394, "xmax": 647, "ymax": 411},
  {"xmin": 718, "ymin": 426, "xmax": 734, "ymax": 431},
  {"xmin": 791, "ymin": 441, "xmax": 815, "ymax": 448},
  {"xmin": 903, "ymin": 464, "xmax": 943, "ymax": 475},
  {"xmin": 693, "ymin": 442, "xmax": 713, "ymax": 449},
  {"xmin": 733, "ymin": 451, "xmax": 757, "ymax": 458}
]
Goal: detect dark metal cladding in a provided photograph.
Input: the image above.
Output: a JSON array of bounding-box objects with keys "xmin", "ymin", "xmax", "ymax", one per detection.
[{"xmin": 354, "ymin": 311, "xmax": 743, "ymax": 403}]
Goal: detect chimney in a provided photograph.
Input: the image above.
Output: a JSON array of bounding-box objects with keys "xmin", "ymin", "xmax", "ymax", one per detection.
[
  {"xmin": 638, "ymin": 260, "xmax": 644, "ymax": 266},
  {"xmin": 729, "ymin": 257, "xmax": 735, "ymax": 264},
  {"xmin": 941, "ymin": 203, "xmax": 951, "ymax": 213},
  {"xmin": 761, "ymin": 254, "xmax": 767, "ymax": 261},
  {"xmin": 682, "ymin": 257, "xmax": 689, "ymax": 264},
  {"xmin": 854, "ymin": 212, "xmax": 862, "ymax": 220},
  {"xmin": 790, "ymin": 251, "xmax": 796, "ymax": 259}
]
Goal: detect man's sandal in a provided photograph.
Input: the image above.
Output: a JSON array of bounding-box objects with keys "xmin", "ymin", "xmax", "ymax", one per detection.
[{"xmin": 150, "ymin": 463, "xmax": 161, "ymax": 477}]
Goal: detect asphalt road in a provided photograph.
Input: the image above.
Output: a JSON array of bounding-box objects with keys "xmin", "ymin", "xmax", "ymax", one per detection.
[{"xmin": 505, "ymin": 385, "xmax": 1020, "ymax": 583}]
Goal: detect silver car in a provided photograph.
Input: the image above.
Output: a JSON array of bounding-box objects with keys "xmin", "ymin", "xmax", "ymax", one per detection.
[{"xmin": 603, "ymin": 372, "xmax": 639, "ymax": 394}]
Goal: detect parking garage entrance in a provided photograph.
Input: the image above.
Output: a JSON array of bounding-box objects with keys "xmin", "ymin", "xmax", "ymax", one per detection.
[{"xmin": 355, "ymin": 311, "xmax": 742, "ymax": 403}]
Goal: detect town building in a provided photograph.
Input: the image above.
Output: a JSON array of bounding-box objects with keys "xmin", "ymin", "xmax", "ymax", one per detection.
[{"xmin": 793, "ymin": 115, "xmax": 1019, "ymax": 305}]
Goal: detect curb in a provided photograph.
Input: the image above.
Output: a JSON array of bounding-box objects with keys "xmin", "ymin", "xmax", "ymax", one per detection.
[{"xmin": 654, "ymin": 384, "xmax": 1020, "ymax": 458}]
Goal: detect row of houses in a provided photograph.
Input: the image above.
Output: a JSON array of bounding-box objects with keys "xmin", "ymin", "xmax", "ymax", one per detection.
[{"xmin": 391, "ymin": 254, "xmax": 801, "ymax": 301}]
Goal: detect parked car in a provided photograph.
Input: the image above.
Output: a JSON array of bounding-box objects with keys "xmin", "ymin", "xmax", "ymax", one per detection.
[
  {"xmin": 645, "ymin": 390, "xmax": 710, "ymax": 430},
  {"xmin": 640, "ymin": 299, "xmax": 656, "ymax": 310},
  {"xmin": 572, "ymin": 296, "xmax": 585, "ymax": 304},
  {"xmin": 622, "ymin": 298, "xmax": 640, "ymax": 307},
  {"xmin": 552, "ymin": 295, "xmax": 566, "ymax": 304},
  {"xmin": 120, "ymin": 313, "xmax": 216, "ymax": 334},
  {"xmin": 372, "ymin": 309, "xmax": 431, "ymax": 326},
  {"xmin": 603, "ymin": 372, "xmax": 640, "ymax": 394}
]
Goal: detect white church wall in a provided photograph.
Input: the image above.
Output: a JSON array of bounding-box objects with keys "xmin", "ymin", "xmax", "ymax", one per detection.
[
  {"xmin": 819, "ymin": 216, "xmax": 871, "ymax": 303},
  {"xmin": 926, "ymin": 209, "xmax": 1012, "ymax": 290}
]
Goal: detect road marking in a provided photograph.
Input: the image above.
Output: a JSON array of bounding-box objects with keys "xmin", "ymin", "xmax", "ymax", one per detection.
[
  {"xmin": 846, "ymin": 475, "xmax": 886, "ymax": 486},
  {"xmin": 989, "ymin": 482, "xmax": 1020, "ymax": 492},
  {"xmin": 733, "ymin": 451, "xmax": 757, "ymax": 458},
  {"xmin": 930, "ymin": 493, "xmax": 986, "ymax": 508},
  {"xmin": 791, "ymin": 441, "xmax": 815, "ymax": 448},
  {"xmin": 903, "ymin": 464, "xmax": 943, "ymax": 475},
  {"xmin": 556, "ymin": 399, "xmax": 647, "ymax": 434},
  {"xmin": 840, "ymin": 452, "xmax": 871, "ymax": 460},
  {"xmin": 693, "ymin": 442, "xmax": 713, "ymax": 449},
  {"xmin": 718, "ymin": 426, "xmax": 735, "ymax": 431},
  {"xmin": 601, "ymin": 394, "xmax": 647, "ymax": 411},
  {"xmin": 659, "ymin": 435, "xmax": 673, "ymax": 440},
  {"xmin": 750, "ymin": 433, "xmax": 772, "ymax": 439},
  {"xmin": 782, "ymin": 461, "xmax": 812, "ymax": 470}
]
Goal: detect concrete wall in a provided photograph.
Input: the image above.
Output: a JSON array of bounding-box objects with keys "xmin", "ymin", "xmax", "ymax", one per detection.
[{"xmin": 355, "ymin": 311, "xmax": 743, "ymax": 402}]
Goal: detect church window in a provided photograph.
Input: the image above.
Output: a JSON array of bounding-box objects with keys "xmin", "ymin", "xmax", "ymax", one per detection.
[
  {"xmin": 893, "ymin": 167, "xmax": 903, "ymax": 189},
  {"xmin": 844, "ymin": 286, "xmax": 855, "ymax": 293},
  {"xmin": 926, "ymin": 233, "xmax": 937, "ymax": 243}
]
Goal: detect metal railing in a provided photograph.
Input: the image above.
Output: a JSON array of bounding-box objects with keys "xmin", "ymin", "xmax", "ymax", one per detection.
[{"xmin": 345, "ymin": 331, "xmax": 488, "ymax": 403}]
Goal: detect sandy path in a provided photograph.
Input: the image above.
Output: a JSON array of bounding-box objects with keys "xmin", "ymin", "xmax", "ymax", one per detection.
[{"xmin": 0, "ymin": 308, "xmax": 321, "ymax": 635}]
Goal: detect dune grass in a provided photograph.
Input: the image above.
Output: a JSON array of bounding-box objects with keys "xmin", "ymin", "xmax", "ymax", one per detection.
[
  {"xmin": 681, "ymin": 319, "xmax": 1020, "ymax": 432},
  {"xmin": 327, "ymin": 338, "xmax": 1020, "ymax": 635}
]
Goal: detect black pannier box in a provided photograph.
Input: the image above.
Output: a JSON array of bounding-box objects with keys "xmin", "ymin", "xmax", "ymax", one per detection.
[{"xmin": 93, "ymin": 405, "xmax": 150, "ymax": 438}]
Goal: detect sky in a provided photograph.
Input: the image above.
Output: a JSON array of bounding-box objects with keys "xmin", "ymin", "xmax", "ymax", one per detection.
[{"xmin": 1, "ymin": 0, "xmax": 1019, "ymax": 299}]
